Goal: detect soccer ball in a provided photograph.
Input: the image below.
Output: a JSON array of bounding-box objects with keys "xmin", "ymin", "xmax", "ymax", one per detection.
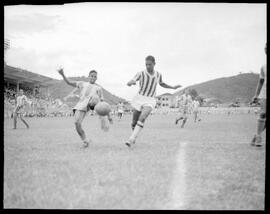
[{"xmin": 95, "ymin": 101, "xmax": 111, "ymax": 116}]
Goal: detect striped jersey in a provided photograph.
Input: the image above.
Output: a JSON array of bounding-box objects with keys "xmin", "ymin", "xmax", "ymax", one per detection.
[
  {"xmin": 16, "ymin": 95, "xmax": 29, "ymax": 107},
  {"xmin": 132, "ymin": 70, "xmax": 162, "ymax": 97}
]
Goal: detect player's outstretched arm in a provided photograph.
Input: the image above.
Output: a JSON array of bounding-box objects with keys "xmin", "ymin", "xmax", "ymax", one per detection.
[
  {"xmin": 127, "ymin": 72, "xmax": 141, "ymax": 86},
  {"xmin": 159, "ymin": 74, "xmax": 181, "ymax": 89},
  {"xmin": 159, "ymin": 81, "xmax": 182, "ymax": 90},
  {"xmin": 127, "ymin": 80, "xmax": 136, "ymax": 86},
  {"xmin": 57, "ymin": 68, "xmax": 77, "ymax": 88}
]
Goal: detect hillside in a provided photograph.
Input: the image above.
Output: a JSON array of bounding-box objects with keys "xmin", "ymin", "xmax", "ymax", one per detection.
[
  {"xmin": 48, "ymin": 77, "xmax": 126, "ymax": 106},
  {"xmin": 173, "ymin": 73, "xmax": 259, "ymax": 103}
]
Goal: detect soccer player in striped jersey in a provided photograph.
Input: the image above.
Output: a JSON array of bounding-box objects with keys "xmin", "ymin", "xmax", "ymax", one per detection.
[
  {"xmin": 251, "ymin": 43, "xmax": 267, "ymax": 147},
  {"xmin": 125, "ymin": 55, "xmax": 181, "ymax": 147},
  {"xmin": 13, "ymin": 89, "xmax": 31, "ymax": 129}
]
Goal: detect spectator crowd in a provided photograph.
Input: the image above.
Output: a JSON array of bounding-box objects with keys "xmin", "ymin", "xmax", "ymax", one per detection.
[{"xmin": 4, "ymin": 86, "xmax": 73, "ymax": 118}]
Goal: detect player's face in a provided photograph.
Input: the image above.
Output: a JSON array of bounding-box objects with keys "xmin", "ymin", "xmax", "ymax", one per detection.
[
  {"xmin": 19, "ymin": 89, "xmax": 24, "ymax": 96},
  {"xmin": 145, "ymin": 60, "xmax": 155, "ymax": 72},
  {"xmin": 89, "ymin": 72, "xmax": 97, "ymax": 84}
]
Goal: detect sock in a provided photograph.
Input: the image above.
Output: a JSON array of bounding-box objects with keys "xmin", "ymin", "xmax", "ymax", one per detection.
[
  {"xmin": 257, "ymin": 118, "xmax": 265, "ymax": 137},
  {"xmin": 129, "ymin": 121, "xmax": 144, "ymax": 141}
]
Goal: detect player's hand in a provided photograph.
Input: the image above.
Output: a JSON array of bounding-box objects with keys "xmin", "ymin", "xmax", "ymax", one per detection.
[
  {"xmin": 57, "ymin": 68, "xmax": 64, "ymax": 76},
  {"xmin": 127, "ymin": 80, "xmax": 136, "ymax": 86},
  {"xmin": 173, "ymin": 85, "xmax": 182, "ymax": 89}
]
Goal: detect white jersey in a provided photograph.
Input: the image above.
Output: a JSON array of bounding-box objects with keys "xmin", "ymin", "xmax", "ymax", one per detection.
[
  {"xmin": 258, "ymin": 64, "xmax": 267, "ymax": 99},
  {"xmin": 132, "ymin": 70, "xmax": 162, "ymax": 97},
  {"xmin": 73, "ymin": 81, "xmax": 103, "ymax": 111}
]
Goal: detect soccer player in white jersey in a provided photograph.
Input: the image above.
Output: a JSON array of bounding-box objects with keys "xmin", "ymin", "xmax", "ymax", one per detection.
[
  {"xmin": 192, "ymin": 98, "xmax": 201, "ymax": 122},
  {"xmin": 175, "ymin": 89, "xmax": 193, "ymax": 128},
  {"xmin": 58, "ymin": 68, "xmax": 113, "ymax": 148},
  {"xmin": 251, "ymin": 44, "xmax": 267, "ymax": 147},
  {"xmin": 125, "ymin": 55, "xmax": 181, "ymax": 147},
  {"xmin": 117, "ymin": 102, "xmax": 124, "ymax": 121},
  {"xmin": 13, "ymin": 89, "xmax": 31, "ymax": 129}
]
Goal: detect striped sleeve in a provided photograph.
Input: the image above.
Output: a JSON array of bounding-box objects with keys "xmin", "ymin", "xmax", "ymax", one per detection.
[{"xmin": 132, "ymin": 71, "xmax": 142, "ymax": 82}]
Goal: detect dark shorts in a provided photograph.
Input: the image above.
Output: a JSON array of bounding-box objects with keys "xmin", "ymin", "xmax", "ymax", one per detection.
[{"xmin": 73, "ymin": 104, "xmax": 96, "ymax": 115}]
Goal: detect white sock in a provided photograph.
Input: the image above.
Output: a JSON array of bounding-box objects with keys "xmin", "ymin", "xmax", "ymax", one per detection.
[{"xmin": 129, "ymin": 121, "xmax": 144, "ymax": 141}]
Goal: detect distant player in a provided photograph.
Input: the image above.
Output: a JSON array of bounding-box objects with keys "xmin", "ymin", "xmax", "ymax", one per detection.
[
  {"xmin": 192, "ymin": 98, "xmax": 201, "ymax": 122},
  {"xmin": 58, "ymin": 68, "xmax": 113, "ymax": 148},
  {"xmin": 117, "ymin": 102, "xmax": 124, "ymax": 121},
  {"xmin": 251, "ymin": 44, "xmax": 267, "ymax": 147},
  {"xmin": 13, "ymin": 89, "xmax": 31, "ymax": 129},
  {"xmin": 125, "ymin": 55, "xmax": 181, "ymax": 147},
  {"xmin": 175, "ymin": 89, "xmax": 193, "ymax": 128}
]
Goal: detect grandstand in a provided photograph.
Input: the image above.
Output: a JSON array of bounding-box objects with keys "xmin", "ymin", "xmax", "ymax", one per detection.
[
  {"xmin": 4, "ymin": 64, "xmax": 56, "ymax": 96},
  {"xmin": 4, "ymin": 64, "xmax": 72, "ymax": 118}
]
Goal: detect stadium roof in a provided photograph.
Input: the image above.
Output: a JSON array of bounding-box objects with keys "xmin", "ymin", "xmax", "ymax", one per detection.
[{"xmin": 4, "ymin": 64, "xmax": 56, "ymax": 87}]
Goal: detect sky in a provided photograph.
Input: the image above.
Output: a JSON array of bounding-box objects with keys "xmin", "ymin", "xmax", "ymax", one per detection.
[{"xmin": 4, "ymin": 3, "xmax": 267, "ymax": 101}]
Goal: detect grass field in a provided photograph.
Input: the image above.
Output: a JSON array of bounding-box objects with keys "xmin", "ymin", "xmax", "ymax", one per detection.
[{"xmin": 4, "ymin": 113, "xmax": 265, "ymax": 209}]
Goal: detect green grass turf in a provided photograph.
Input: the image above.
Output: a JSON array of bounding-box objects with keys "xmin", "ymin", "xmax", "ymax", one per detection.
[{"xmin": 4, "ymin": 113, "xmax": 265, "ymax": 209}]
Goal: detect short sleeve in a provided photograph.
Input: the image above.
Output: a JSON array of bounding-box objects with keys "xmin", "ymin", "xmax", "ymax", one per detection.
[
  {"xmin": 132, "ymin": 72, "xmax": 142, "ymax": 81},
  {"xmin": 76, "ymin": 81, "xmax": 84, "ymax": 89}
]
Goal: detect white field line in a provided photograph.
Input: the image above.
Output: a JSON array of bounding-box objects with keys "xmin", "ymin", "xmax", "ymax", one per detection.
[{"xmin": 166, "ymin": 141, "xmax": 187, "ymax": 210}]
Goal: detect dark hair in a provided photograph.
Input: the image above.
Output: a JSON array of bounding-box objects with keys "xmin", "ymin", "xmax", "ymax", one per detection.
[
  {"xmin": 89, "ymin": 70, "xmax": 97, "ymax": 75},
  {"xmin": 145, "ymin": 55, "xmax": 155, "ymax": 64}
]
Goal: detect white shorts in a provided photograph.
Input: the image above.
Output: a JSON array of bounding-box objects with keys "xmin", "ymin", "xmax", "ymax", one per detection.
[
  {"xmin": 118, "ymin": 110, "xmax": 124, "ymax": 114},
  {"xmin": 131, "ymin": 94, "xmax": 157, "ymax": 112}
]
